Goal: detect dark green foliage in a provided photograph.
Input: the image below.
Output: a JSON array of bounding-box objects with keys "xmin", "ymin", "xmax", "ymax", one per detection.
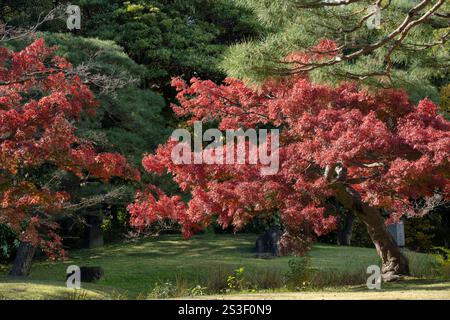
[
  {"xmin": 320, "ymin": 208, "xmax": 450, "ymax": 251},
  {"xmin": 65, "ymin": 0, "xmax": 264, "ymax": 88},
  {"xmin": 0, "ymin": 224, "xmax": 18, "ymax": 263},
  {"xmin": 209, "ymin": 211, "xmax": 282, "ymax": 235},
  {"xmin": 318, "ymin": 217, "xmax": 373, "ymax": 248},
  {"xmin": 405, "ymin": 208, "xmax": 450, "ymax": 252},
  {"xmin": 1, "ymin": 0, "xmax": 263, "ymax": 95},
  {"xmin": 348, "ymin": 219, "xmax": 374, "ymax": 248},
  {"xmin": 0, "ymin": 0, "xmax": 53, "ymax": 25},
  {"xmin": 101, "ymin": 207, "xmax": 130, "ymax": 243}
]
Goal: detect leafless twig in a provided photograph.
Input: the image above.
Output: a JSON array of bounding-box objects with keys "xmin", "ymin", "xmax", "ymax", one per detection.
[{"xmin": 0, "ymin": 5, "xmax": 67, "ymax": 43}]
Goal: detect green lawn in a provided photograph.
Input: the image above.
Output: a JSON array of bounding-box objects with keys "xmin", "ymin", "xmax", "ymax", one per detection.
[{"xmin": 0, "ymin": 234, "xmax": 448, "ymax": 299}]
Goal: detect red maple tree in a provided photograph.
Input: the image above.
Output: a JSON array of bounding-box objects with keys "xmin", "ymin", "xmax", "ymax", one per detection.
[
  {"xmin": 0, "ymin": 39, "xmax": 140, "ymax": 265},
  {"xmin": 129, "ymin": 70, "xmax": 449, "ymax": 280}
]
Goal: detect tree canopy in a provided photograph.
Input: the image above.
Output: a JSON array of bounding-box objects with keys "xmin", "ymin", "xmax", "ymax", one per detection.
[
  {"xmin": 25, "ymin": 0, "xmax": 264, "ymax": 89},
  {"xmin": 0, "ymin": 39, "xmax": 139, "ymax": 259}
]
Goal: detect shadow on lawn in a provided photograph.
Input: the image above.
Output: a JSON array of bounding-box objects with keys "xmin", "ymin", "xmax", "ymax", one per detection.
[{"xmin": 350, "ymin": 278, "xmax": 450, "ymax": 292}]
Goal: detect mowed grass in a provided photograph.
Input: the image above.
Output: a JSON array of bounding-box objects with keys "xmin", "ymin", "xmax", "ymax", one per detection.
[
  {"xmin": 0, "ymin": 281, "xmax": 108, "ymax": 300},
  {"xmin": 0, "ymin": 233, "xmax": 448, "ymax": 299},
  {"xmin": 198, "ymin": 279, "xmax": 450, "ymax": 300}
]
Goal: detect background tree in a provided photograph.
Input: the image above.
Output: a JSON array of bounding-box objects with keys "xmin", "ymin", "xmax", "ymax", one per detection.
[
  {"xmin": 72, "ymin": 0, "xmax": 263, "ymax": 88},
  {"xmin": 39, "ymin": 33, "xmax": 172, "ymax": 247},
  {"xmin": 218, "ymin": 0, "xmax": 449, "ymax": 245},
  {"xmin": 222, "ymin": 0, "xmax": 449, "ymax": 102},
  {"xmin": 2, "ymin": 26, "xmax": 173, "ymax": 248},
  {"xmin": 0, "ymin": 0, "xmax": 53, "ymax": 27},
  {"xmin": 0, "ymin": 0, "xmax": 262, "ymax": 252},
  {"xmin": 0, "ymin": 39, "xmax": 140, "ymax": 275}
]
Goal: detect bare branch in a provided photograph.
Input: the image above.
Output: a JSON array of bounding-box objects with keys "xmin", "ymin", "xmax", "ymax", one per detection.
[
  {"xmin": 62, "ymin": 187, "xmax": 130, "ymax": 212},
  {"xmin": 412, "ymin": 193, "xmax": 448, "ymax": 216},
  {"xmin": 0, "ymin": 5, "xmax": 67, "ymax": 43},
  {"xmin": 0, "ymin": 50, "xmax": 139, "ymax": 96},
  {"xmin": 294, "ymin": 0, "xmax": 364, "ymax": 9}
]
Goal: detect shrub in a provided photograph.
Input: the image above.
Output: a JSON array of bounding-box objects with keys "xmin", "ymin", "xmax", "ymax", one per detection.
[
  {"xmin": 285, "ymin": 258, "xmax": 313, "ymax": 291},
  {"xmin": 190, "ymin": 285, "xmax": 208, "ymax": 297}
]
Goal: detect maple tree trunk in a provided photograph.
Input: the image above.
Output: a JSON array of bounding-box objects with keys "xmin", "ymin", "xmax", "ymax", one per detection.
[
  {"xmin": 333, "ymin": 183, "xmax": 409, "ymax": 281},
  {"xmin": 9, "ymin": 241, "xmax": 36, "ymax": 277}
]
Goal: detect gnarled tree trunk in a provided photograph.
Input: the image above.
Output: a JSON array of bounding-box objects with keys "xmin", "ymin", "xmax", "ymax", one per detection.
[
  {"xmin": 9, "ymin": 241, "xmax": 36, "ymax": 277},
  {"xmin": 333, "ymin": 183, "xmax": 409, "ymax": 281}
]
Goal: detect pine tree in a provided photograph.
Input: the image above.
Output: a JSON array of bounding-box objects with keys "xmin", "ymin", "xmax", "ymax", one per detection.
[{"xmin": 221, "ymin": 0, "xmax": 449, "ymax": 102}]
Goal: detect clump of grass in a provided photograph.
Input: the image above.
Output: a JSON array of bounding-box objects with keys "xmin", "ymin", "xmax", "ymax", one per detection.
[
  {"xmin": 405, "ymin": 250, "xmax": 442, "ymax": 278},
  {"xmin": 200, "ymin": 265, "xmax": 231, "ymax": 294},
  {"xmin": 66, "ymin": 289, "xmax": 89, "ymax": 300},
  {"xmin": 246, "ymin": 268, "xmax": 284, "ymax": 290},
  {"xmin": 284, "ymin": 257, "xmax": 368, "ymax": 290},
  {"xmin": 284, "ymin": 258, "xmax": 313, "ymax": 290},
  {"xmin": 189, "ymin": 265, "xmax": 285, "ymax": 294},
  {"xmin": 111, "ymin": 290, "xmax": 129, "ymax": 300},
  {"xmin": 310, "ymin": 268, "xmax": 368, "ymax": 289}
]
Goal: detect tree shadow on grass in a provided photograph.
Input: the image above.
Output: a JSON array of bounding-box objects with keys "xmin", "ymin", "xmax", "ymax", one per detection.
[{"xmin": 349, "ymin": 278, "xmax": 450, "ymax": 292}]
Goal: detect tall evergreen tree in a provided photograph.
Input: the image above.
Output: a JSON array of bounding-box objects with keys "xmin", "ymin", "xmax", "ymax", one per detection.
[{"xmin": 222, "ymin": 0, "xmax": 449, "ymax": 102}]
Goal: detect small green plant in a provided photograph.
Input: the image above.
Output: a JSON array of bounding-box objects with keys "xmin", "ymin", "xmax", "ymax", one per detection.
[
  {"xmin": 190, "ymin": 285, "xmax": 207, "ymax": 297},
  {"xmin": 226, "ymin": 267, "xmax": 246, "ymax": 291},
  {"xmin": 117, "ymin": 210, "xmax": 129, "ymax": 227},
  {"xmin": 149, "ymin": 281, "xmax": 177, "ymax": 299},
  {"xmin": 101, "ymin": 217, "xmax": 112, "ymax": 233}
]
